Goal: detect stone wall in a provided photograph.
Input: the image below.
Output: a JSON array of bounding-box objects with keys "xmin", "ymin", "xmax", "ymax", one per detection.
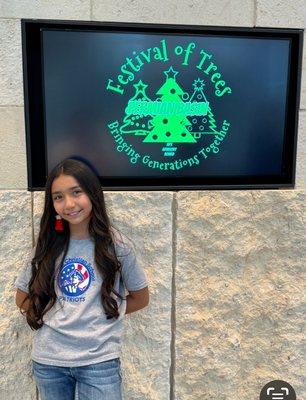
[{"xmin": 1, "ymin": 1, "xmax": 305, "ymax": 399}]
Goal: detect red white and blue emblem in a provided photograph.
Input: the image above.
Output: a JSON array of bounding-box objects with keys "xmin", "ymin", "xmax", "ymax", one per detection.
[{"xmin": 57, "ymin": 257, "xmax": 95, "ymax": 298}]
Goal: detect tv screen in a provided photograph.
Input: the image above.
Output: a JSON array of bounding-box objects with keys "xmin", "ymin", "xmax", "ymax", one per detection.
[{"xmin": 22, "ymin": 20, "xmax": 303, "ymax": 190}]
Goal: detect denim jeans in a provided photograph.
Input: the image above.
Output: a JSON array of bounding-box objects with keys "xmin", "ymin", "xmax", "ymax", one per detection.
[{"xmin": 32, "ymin": 358, "xmax": 123, "ymax": 400}]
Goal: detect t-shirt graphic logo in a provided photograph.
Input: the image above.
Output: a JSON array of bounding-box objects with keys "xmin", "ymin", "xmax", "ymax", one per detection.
[{"xmin": 57, "ymin": 257, "xmax": 95, "ymax": 298}]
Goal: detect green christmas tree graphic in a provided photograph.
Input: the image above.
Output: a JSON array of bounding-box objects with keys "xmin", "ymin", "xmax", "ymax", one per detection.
[
  {"xmin": 143, "ymin": 67, "xmax": 196, "ymax": 144},
  {"xmin": 117, "ymin": 67, "xmax": 221, "ymax": 157},
  {"xmin": 187, "ymin": 78, "xmax": 219, "ymax": 139},
  {"xmin": 120, "ymin": 80, "xmax": 153, "ymax": 136}
]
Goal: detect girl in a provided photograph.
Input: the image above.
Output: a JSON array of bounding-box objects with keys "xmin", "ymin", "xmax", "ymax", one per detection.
[{"xmin": 14, "ymin": 158, "xmax": 149, "ymax": 400}]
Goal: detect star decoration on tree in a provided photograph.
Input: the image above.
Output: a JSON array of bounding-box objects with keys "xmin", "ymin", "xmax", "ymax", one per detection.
[
  {"xmin": 164, "ymin": 66, "xmax": 178, "ymax": 80},
  {"xmin": 134, "ymin": 79, "xmax": 148, "ymax": 93},
  {"xmin": 192, "ymin": 78, "xmax": 205, "ymax": 91}
]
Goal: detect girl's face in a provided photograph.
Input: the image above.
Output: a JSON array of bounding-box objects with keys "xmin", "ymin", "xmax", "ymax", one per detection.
[{"xmin": 51, "ymin": 174, "xmax": 93, "ymax": 232}]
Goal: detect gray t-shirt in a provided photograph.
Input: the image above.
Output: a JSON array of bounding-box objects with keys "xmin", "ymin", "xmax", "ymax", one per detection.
[{"xmin": 14, "ymin": 231, "xmax": 148, "ymax": 367}]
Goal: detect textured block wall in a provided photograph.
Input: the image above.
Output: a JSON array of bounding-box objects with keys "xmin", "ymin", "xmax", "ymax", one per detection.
[{"xmin": 0, "ymin": 1, "xmax": 305, "ymax": 399}]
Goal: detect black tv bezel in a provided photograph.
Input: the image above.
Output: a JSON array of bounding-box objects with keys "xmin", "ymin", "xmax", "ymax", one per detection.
[{"xmin": 21, "ymin": 19, "xmax": 303, "ymax": 191}]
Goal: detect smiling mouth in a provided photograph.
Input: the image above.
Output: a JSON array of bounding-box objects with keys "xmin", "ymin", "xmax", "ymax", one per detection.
[{"xmin": 66, "ymin": 210, "xmax": 82, "ymax": 217}]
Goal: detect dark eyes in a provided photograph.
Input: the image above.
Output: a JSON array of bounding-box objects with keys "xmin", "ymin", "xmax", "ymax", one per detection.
[{"xmin": 53, "ymin": 190, "xmax": 82, "ymax": 201}]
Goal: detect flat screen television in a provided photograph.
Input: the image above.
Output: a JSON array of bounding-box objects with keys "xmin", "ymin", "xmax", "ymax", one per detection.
[{"xmin": 21, "ymin": 19, "xmax": 303, "ymax": 190}]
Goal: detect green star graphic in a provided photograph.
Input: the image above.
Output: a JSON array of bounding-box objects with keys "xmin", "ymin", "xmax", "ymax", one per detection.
[
  {"xmin": 133, "ymin": 80, "xmax": 148, "ymax": 92},
  {"xmin": 164, "ymin": 66, "xmax": 178, "ymax": 80},
  {"xmin": 193, "ymin": 78, "xmax": 205, "ymax": 91}
]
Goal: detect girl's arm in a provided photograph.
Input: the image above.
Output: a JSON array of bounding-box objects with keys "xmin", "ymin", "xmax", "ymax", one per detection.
[
  {"xmin": 15, "ymin": 289, "xmax": 29, "ymax": 312},
  {"xmin": 125, "ymin": 286, "xmax": 149, "ymax": 314}
]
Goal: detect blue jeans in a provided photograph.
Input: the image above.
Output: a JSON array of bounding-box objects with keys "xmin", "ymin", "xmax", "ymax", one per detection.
[{"xmin": 32, "ymin": 358, "xmax": 123, "ymax": 400}]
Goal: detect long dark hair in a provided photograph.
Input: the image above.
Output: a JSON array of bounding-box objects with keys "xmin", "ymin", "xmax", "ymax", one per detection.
[{"xmin": 20, "ymin": 158, "xmax": 127, "ymax": 330}]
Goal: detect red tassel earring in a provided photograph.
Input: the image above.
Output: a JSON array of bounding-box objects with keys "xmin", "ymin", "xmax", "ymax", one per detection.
[{"xmin": 55, "ymin": 215, "xmax": 64, "ymax": 232}]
